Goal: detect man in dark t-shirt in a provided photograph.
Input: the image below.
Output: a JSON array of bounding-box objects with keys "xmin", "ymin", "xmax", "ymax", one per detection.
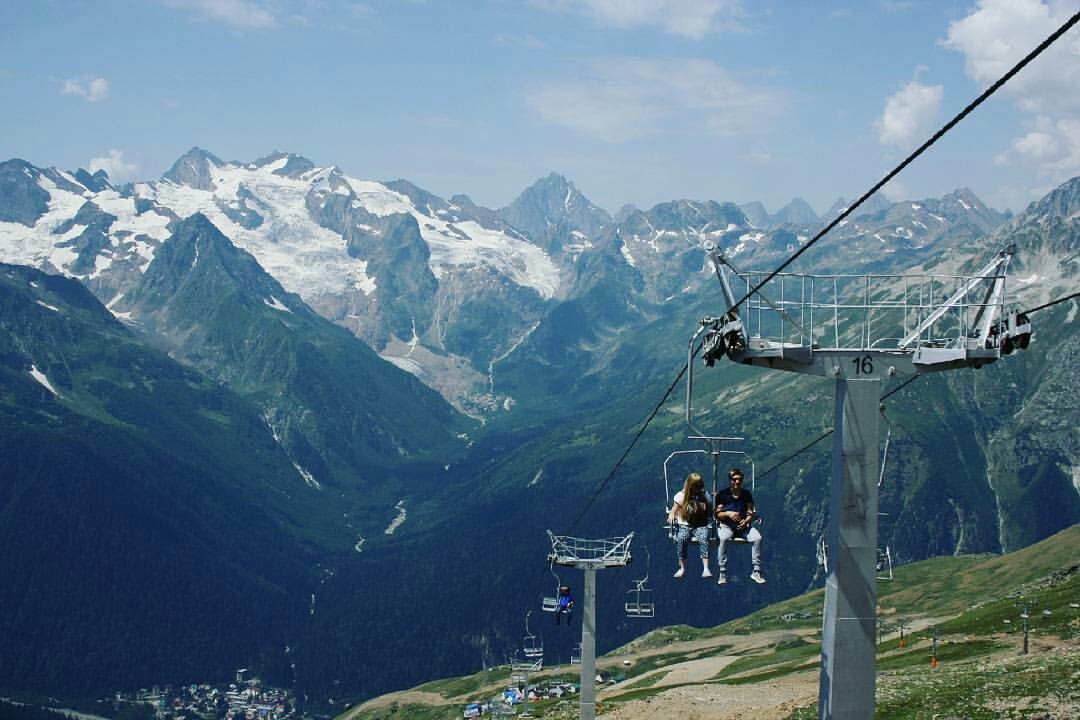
[{"xmin": 714, "ymin": 468, "xmax": 765, "ymax": 585}]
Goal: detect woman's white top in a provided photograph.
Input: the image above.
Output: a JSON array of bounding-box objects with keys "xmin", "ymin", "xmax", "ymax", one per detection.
[{"xmin": 671, "ymin": 490, "xmax": 713, "ymax": 526}]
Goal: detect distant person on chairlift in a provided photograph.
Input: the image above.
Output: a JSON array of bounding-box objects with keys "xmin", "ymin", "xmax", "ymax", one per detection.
[
  {"xmin": 715, "ymin": 467, "xmax": 765, "ymax": 585},
  {"xmin": 555, "ymin": 585, "xmax": 575, "ymax": 625},
  {"xmin": 667, "ymin": 471, "xmax": 713, "ymax": 579}
]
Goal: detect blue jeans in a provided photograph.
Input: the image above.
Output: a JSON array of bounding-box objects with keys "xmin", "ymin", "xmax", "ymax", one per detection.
[
  {"xmin": 717, "ymin": 525, "xmax": 762, "ymax": 573},
  {"xmin": 674, "ymin": 524, "xmax": 710, "ymax": 560}
]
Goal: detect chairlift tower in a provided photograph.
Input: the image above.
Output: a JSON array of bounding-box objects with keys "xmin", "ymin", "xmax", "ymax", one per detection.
[
  {"xmin": 547, "ymin": 531, "xmax": 633, "ymax": 720},
  {"xmin": 699, "ymin": 244, "xmax": 1031, "ymax": 719}
]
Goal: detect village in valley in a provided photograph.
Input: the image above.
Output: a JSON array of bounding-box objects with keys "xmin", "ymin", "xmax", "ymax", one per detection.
[{"xmin": 111, "ymin": 670, "xmax": 300, "ymax": 720}]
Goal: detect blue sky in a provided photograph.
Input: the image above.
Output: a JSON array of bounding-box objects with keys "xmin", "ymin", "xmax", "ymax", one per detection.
[{"xmin": 1, "ymin": 0, "xmax": 1078, "ymax": 216}]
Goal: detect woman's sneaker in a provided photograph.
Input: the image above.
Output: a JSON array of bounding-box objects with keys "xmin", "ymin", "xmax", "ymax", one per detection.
[
  {"xmin": 673, "ymin": 568, "xmax": 685, "ymax": 579},
  {"xmin": 716, "ymin": 573, "xmax": 727, "ymax": 585},
  {"xmin": 750, "ymin": 571, "xmax": 766, "ymax": 584},
  {"xmin": 701, "ymin": 568, "xmax": 713, "ymax": 579}
]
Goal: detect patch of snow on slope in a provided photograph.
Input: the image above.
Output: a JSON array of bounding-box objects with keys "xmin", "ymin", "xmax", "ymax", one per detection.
[
  {"xmin": 93, "ymin": 190, "xmax": 172, "ymax": 262},
  {"xmin": 35, "ymin": 300, "xmax": 60, "ymax": 312},
  {"xmin": 29, "ymin": 365, "xmax": 59, "ymax": 396},
  {"xmin": 384, "ymin": 500, "xmax": 407, "ymax": 535},
  {"xmin": 263, "ymin": 296, "xmax": 293, "ymax": 312},
  {"xmin": 293, "ymin": 462, "xmax": 322, "ymax": 490},
  {"xmin": 383, "ymin": 355, "xmax": 424, "ymax": 375}
]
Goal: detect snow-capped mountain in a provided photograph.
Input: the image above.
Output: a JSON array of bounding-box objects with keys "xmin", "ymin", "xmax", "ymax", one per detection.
[
  {"xmin": 0, "ymin": 149, "xmax": 1019, "ymax": 417},
  {"xmin": 0, "ymin": 149, "xmax": 575, "ymax": 414}
]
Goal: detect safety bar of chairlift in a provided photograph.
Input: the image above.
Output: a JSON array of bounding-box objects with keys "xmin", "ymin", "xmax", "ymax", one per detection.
[{"xmin": 663, "ymin": 448, "xmax": 757, "ymax": 501}]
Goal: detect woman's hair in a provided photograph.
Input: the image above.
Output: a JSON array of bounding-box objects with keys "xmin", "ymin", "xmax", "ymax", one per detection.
[{"xmin": 681, "ymin": 472, "xmax": 704, "ymax": 505}]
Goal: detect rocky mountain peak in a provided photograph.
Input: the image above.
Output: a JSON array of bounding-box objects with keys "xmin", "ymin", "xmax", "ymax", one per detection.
[
  {"xmin": 498, "ymin": 172, "xmax": 611, "ymax": 243},
  {"xmin": 73, "ymin": 168, "xmax": 112, "ymax": 193},
  {"xmin": 162, "ymin": 147, "xmax": 223, "ymax": 190},
  {"xmin": 826, "ymin": 192, "xmax": 892, "ymax": 221},
  {"xmin": 1023, "ymin": 175, "xmax": 1080, "ymax": 219},
  {"xmin": 774, "ymin": 197, "xmax": 819, "ymax": 226},
  {"xmin": 614, "ymin": 203, "xmax": 639, "ymax": 224},
  {"xmin": 251, "ymin": 151, "xmax": 317, "ymax": 178},
  {"xmin": 738, "ymin": 200, "xmax": 770, "ymax": 228},
  {"xmin": 0, "ymin": 159, "xmax": 50, "ymax": 227}
]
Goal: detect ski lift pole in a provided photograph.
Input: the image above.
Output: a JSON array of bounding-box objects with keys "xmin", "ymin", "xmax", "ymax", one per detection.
[
  {"xmin": 581, "ymin": 566, "xmax": 597, "ymax": 720},
  {"xmin": 931, "ymin": 629, "xmax": 939, "ymax": 668},
  {"xmin": 1016, "ymin": 599, "xmax": 1033, "ymax": 654}
]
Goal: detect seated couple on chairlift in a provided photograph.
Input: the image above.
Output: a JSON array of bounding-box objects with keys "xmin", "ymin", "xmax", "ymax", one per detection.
[{"xmin": 667, "ymin": 468, "xmax": 765, "ymax": 585}]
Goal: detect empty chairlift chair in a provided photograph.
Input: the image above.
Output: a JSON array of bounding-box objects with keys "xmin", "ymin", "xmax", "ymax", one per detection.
[
  {"xmin": 624, "ymin": 547, "xmax": 655, "ymax": 618},
  {"xmin": 876, "ymin": 545, "xmax": 894, "ymax": 581},
  {"xmin": 521, "ymin": 610, "xmax": 543, "ymax": 659}
]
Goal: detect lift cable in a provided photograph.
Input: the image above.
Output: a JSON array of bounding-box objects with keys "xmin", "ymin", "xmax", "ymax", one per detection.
[
  {"xmin": 569, "ymin": 360, "xmax": 689, "ymax": 532},
  {"xmin": 721, "ymin": 9, "xmax": 1080, "ymax": 319},
  {"xmin": 757, "ymin": 375, "xmax": 924, "ymax": 479},
  {"xmin": 1021, "ymin": 290, "xmax": 1080, "ymax": 315},
  {"xmin": 565, "ymin": 13, "xmax": 1079, "ymax": 529}
]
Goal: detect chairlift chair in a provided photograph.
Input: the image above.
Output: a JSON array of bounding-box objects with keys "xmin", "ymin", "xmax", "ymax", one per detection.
[
  {"xmin": 521, "ymin": 610, "xmax": 543, "ymax": 659},
  {"xmin": 624, "ymin": 547, "xmax": 656, "ymax": 618},
  {"xmin": 876, "ymin": 545, "xmax": 894, "ymax": 581},
  {"xmin": 817, "ymin": 536, "xmax": 829, "ymax": 574},
  {"xmin": 663, "ymin": 442, "xmax": 757, "ymax": 547},
  {"xmin": 541, "ymin": 562, "xmax": 560, "ymax": 613}
]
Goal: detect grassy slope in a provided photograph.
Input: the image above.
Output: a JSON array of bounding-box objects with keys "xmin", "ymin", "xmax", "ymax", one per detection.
[{"xmin": 338, "ymin": 524, "xmax": 1079, "ymax": 719}]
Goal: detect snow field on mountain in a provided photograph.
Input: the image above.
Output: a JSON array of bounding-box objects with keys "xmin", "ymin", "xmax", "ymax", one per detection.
[
  {"xmin": 0, "ymin": 172, "xmax": 86, "ymax": 271},
  {"xmin": 139, "ymin": 156, "xmax": 378, "ymax": 301},
  {"xmin": 345, "ymin": 175, "xmax": 561, "ymax": 299}
]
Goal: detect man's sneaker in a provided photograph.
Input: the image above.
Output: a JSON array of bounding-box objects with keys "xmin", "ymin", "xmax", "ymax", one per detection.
[
  {"xmin": 750, "ymin": 571, "xmax": 766, "ymax": 584},
  {"xmin": 673, "ymin": 568, "xmax": 685, "ymax": 579},
  {"xmin": 701, "ymin": 568, "xmax": 713, "ymax": 579},
  {"xmin": 716, "ymin": 573, "xmax": 727, "ymax": 585}
]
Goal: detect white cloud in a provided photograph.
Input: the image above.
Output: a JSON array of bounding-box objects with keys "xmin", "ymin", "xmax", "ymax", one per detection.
[
  {"xmin": 88, "ymin": 149, "xmax": 140, "ymax": 184},
  {"xmin": 1012, "ymin": 131, "xmax": 1059, "ymax": 161},
  {"xmin": 943, "ymin": 0, "xmax": 1080, "ymax": 183},
  {"xmin": 61, "ymin": 77, "xmax": 109, "ymax": 102},
  {"xmin": 875, "ymin": 79, "xmax": 943, "ymax": 146},
  {"xmin": 161, "ymin": 0, "xmax": 277, "ymax": 29},
  {"xmin": 942, "ymin": 0, "xmax": 1074, "ymax": 107},
  {"xmin": 533, "ymin": 0, "xmax": 745, "ymax": 40},
  {"xmin": 527, "ymin": 57, "xmax": 780, "ymax": 142},
  {"xmin": 882, "ymin": 178, "xmax": 911, "ymax": 202}
]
